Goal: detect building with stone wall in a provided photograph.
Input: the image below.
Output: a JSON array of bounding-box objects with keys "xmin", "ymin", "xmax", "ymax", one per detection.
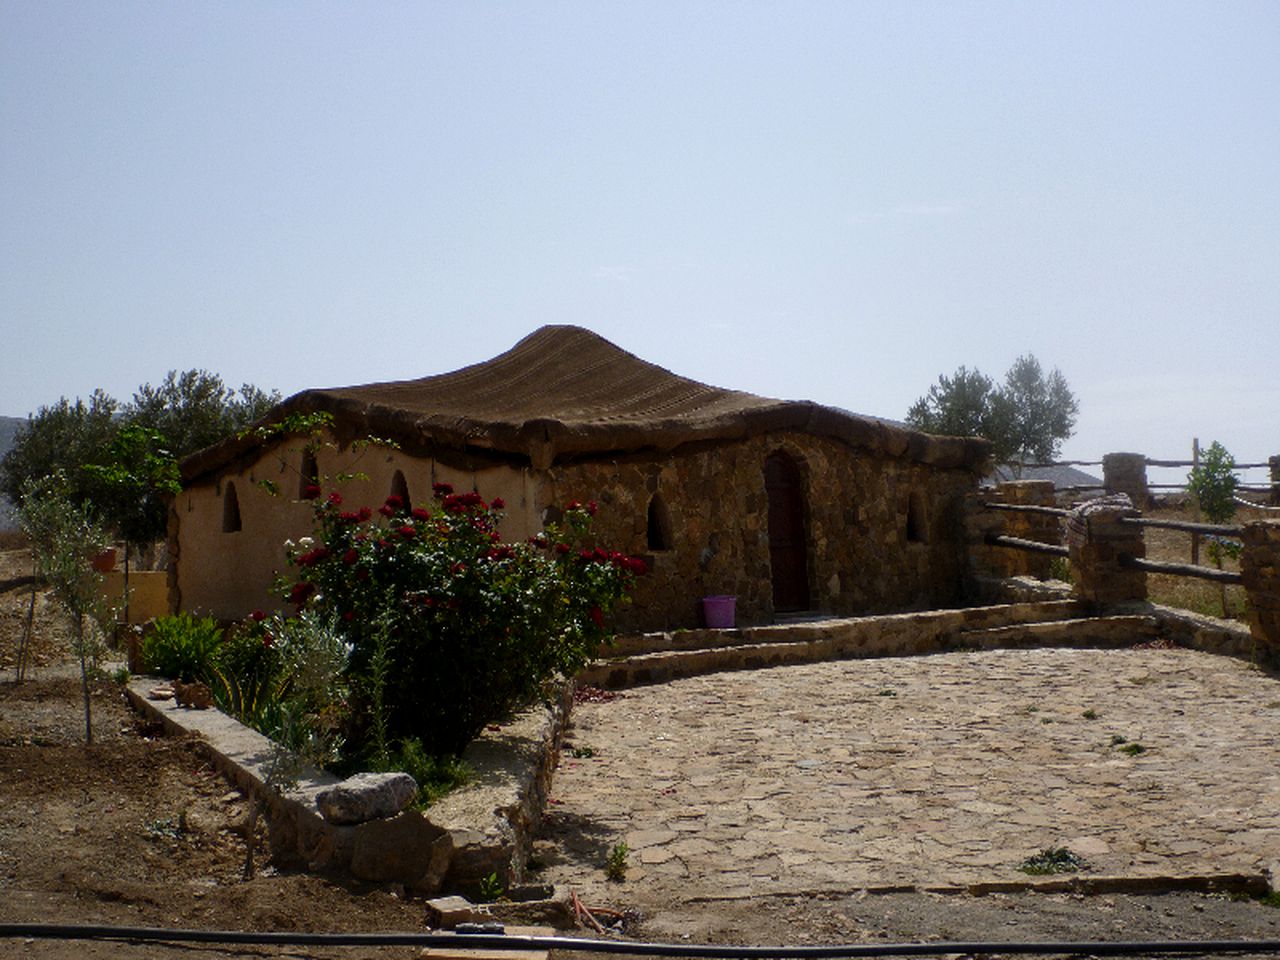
[{"xmin": 171, "ymin": 326, "xmax": 990, "ymax": 631}]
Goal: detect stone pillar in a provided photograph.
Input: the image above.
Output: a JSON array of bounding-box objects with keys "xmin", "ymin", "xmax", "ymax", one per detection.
[
  {"xmin": 1103, "ymin": 453, "xmax": 1150, "ymax": 510},
  {"xmin": 1067, "ymin": 495, "xmax": 1146, "ymax": 608},
  {"xmin": 1242, "ymin": 520, "xmax": 1280, "ymax": 655},
  {"xmin": 1270, "ymin": 456, "xmax": 1280, "ymax": 507}
]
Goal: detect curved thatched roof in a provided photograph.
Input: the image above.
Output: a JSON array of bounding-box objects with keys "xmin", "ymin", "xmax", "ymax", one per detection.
[{"xmin": 181, "ymin": 325, "xmax": 989, "ymax": 482}]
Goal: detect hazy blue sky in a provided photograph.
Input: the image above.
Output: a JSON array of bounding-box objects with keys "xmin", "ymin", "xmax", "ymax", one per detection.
[{"xmin": 2, "ymin": 1, "xmax": 1276, "ymax": 479}]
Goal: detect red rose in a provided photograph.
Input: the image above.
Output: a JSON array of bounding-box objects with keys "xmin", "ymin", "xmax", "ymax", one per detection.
[
  {"xmin": 288, "ymin": 582, "xmax": 314, "ymax": 605},
  {"xmin": 554, "ymin": 543, "xmax": 570, "ymax": 555},
  {"xmin": 357, "ymin": 507, "xmax": 373, "ymax": 521},
  {"xmin": 342, "ymin": 549, "xmax": 359, "ymax": 565},
  {"xmin": 491, "ymin": 497, "xmax": 505, "ymax": 509},
  {"xmin": 303, "ymin": 483, "xmax": 322, "ymax": 500},
  {"xmin": 327, "ymin": 491, "xmax": 343, "ymax": 506},
  {"xmin": 250, "ymin": 609, "xmax": 266, "ymax": 622},
  {"xmin": 433, "ymin": 482, "xmax": 454, "ymax": 498},
  {"xmin": 586, "ymin": 500, "xmax": 598, "ymax": 516},
  {"xmin": 412, "ymin": 507, "xmax": 431, "ymax": 521},
  {"xmin": 589, "ymin": 605, "xmax": 604, "ymax": 629}
]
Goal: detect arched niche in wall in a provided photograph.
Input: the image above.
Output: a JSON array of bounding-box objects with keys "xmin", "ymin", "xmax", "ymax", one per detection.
[
  {"xmin": 906, "ymin": 490, "xmax": 929, "ymax": 543},
  {"xmin": 646, "ymin": 494, "xmax": 672, "ymax": 551},
  {"xmin": 390, "ymin": 470, "xmax": 411, "ymax": 511},
  {"xmin": 299, "ymin": 449, "xmax": 319, "ymax": 498},
  {"xmin": 223, "ymin": 481, "xmax": 243, "ymax": 533}
]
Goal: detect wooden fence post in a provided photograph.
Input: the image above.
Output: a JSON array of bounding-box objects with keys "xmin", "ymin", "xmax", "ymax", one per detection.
[
  {"xmin": 1191, "ymin": 438, "xmax": 1200, "ymax": 565},
  {"xmin": 1270, "ymin": 455, "xmax": 1280, "ymax": 507}
]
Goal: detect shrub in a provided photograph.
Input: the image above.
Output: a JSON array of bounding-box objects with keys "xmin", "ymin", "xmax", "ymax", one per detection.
[
  {"xmin": 282, "ymin": 486, "xmax": 644, "ymax": 758},
  {"xmin": 142, "ymin": 612, "xmax": 223, "ymax": 683},
  {"xmin": 216, "ymin": 609, "xmax": 350, "ymax": 767},
  {"xmin": 374, "ymin": 737, "xmax": 473, "ymax": 807}
]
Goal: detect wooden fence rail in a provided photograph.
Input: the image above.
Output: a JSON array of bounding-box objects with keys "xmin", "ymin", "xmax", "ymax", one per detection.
[
  {"xmin": 1119, "ymin": 516, "xmax": 1241, "ymax": 537},
  {"xmin": 1118, "ymin": 554, "xmax": 1243, "ymax": 586},
  {"xmin": 983, "ymin": 533, "xmax": 1070, "ymax": 558}
]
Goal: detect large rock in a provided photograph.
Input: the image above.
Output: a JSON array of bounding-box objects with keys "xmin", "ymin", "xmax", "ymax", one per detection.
[
  {"xmin": 350, "ymin": 811, "xmax": 452, "ymax": 892},
  {"xmin": 315, "ymin": 772, "xmax": 418, "ymax": 825}
]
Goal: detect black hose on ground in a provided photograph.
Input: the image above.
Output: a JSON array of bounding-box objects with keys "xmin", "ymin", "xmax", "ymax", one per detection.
[{"xmin": 2, "ymin": 924, "xmax": 1280, "ymax": 956}]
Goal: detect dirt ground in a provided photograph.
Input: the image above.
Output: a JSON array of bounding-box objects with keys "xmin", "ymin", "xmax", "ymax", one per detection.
[{"xmin": 3, "ymin": 518, "xmax": 1280, "ymax": 959}]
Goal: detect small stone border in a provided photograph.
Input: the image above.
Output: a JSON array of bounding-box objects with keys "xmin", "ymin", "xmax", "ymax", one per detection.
[{"xmin": 124, "ymin": 678, "xmax": 572, "ymax": 897}]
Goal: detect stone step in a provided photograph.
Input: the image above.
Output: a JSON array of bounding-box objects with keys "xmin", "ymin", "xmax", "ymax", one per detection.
[
  {"xmin": 953, "ymin": 615, "xmax": 1160, "ymax": 649},
  {"xmin": 605, "ymin": 598, "xmax": 1086, "ymax": 658},
  {"xmin": 580, "ymin": 600, "xmax": 1108, "ymax": 690}
]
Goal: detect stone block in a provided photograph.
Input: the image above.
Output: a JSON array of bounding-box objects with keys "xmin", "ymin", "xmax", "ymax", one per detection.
[
  {"xmin": 316, "ymin": 771, "xmax": 418, "ymax": 825},
  {"xmin": 425, "ymin": 895, "xmax": 486, "ymax": 929},
  {"xmin": 350, "ymin": 810, "xmax": 451, "ymax": 892}
]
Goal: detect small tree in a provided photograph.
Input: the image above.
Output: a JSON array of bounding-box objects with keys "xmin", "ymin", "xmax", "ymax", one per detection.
[
  {"xmin": 1, "ymin": 392, "xmax": 119, "ymax": 508},
  {"xmin": 16, "ymin": 474, "xmax": 110, "ymax": 743},
  {"xmin": 127, "ymin": 369, "xmax": 279, "ymax": 459},
  {"xmin": 999, "ymin": 355, "xmax": 1079, "ymax": 464},
  {"xmin": 906, "ymin": 367, "xmax": 1007, "ymax": 442},
  {"xmin": 83, "ymin": 425, "xmax": 181, "ymax": 623},
  {"xmin": 906, "ymin": 354, "xmax": 1078, "ymax": 465},
  {"xmin": 1187, "ymin": 441, "xmax": 1240, "ymax": 615}
]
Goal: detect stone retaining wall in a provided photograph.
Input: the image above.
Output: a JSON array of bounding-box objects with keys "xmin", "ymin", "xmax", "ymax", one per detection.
[{"xmin": 124, "ymin": 678, "xmax": 571, "ymax": 897}]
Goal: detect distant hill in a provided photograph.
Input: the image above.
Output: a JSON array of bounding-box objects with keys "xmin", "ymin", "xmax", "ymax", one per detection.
[{"xmin": 0, "ymin": 415, "xmax": 26, "ymax": 530}]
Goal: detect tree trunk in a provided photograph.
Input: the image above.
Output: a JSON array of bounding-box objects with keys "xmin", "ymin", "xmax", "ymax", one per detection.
[
  {"xmin": 76, "ymin": 612, "xmax": 93, "ymax": 746},
  {"xmin": 16, "ymin": 556, "xmax": 37, "ymax": 684},
  {"xmin": 123, "ymin": 543, "xmax": 131, "ymax": 628}
]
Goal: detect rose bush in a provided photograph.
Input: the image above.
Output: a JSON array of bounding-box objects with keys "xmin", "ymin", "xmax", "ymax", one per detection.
[{"xmin": 282, "ymin": 483, "xmax": 643, "ymax": 758}]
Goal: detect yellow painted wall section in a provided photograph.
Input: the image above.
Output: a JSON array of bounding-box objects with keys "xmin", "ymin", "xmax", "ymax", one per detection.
[
  {"xmin": 101, "ymin": 571, "xmax": 169, "ymax": 623},
  {"xmin": 175, "ymin": 435, "xmax": 540, "ymax": 620}
]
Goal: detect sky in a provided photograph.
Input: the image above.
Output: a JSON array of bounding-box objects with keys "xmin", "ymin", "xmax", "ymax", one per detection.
[{"xmin": 2, "ymin": 1, "xmax": 1277, "ymax": 485}]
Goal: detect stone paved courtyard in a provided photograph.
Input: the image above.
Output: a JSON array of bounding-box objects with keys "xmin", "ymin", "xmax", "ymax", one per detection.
[{"xmin": 538, "ymin": 646, "xmax": 1280, "ymax": 904}]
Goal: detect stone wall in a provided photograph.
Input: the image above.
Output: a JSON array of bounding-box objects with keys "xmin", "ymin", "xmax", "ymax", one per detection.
[
  {"xmin": 1242, "ymin": 520, "xmax": 1280, "ymax": 656},
  {"xmin": 966, "ymin": 481, "xmax": 1060, "ymax": 581},
  {"xmin": 540, "ymin": 431, "xmax": 978, "ymax": 631}
]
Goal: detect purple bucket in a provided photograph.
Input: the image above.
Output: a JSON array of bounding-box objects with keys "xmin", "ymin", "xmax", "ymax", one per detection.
[{"xmin": 702, "ymin": 595, "xmax": 736, "ymax": 629}]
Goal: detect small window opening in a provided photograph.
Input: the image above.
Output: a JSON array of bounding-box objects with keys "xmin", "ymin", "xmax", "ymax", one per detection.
[
  {"xmin": 223, "ymin": 482, "xmax": 242, "ymax": 533},
  {"xmin": 906, "ymin": 491, "xmax": 928, "ymax": 544},
  {"xmin": 299, "ymin": 450, "xmax": 319, "ymax": 498},
  {"xmin": 541, "ymin": 505, "xmax": 563, "ymax": 527},
  {"xmin": 390, "ymin": 470, "xmax": 411, "ymax": 511},
  {"xmin": 646, "ymin": 494, "xmax": 672, "ymax": 551}
]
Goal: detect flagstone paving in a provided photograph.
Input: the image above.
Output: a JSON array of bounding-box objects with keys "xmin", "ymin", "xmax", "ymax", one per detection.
[{"xmin": 536, "ymin": 647, "xmax": 1280, "ymax": 903}]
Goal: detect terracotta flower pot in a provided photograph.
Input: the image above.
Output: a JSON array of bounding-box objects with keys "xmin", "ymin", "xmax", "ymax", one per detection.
[{"xmin": 90, "ymin": 547, "xmax": 117, "ymax": 573}]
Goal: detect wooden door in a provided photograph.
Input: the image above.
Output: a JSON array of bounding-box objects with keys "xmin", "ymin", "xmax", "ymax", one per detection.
[{"xmin": 764, "ymin": 452, "xmax": 810, "ymax": 612}]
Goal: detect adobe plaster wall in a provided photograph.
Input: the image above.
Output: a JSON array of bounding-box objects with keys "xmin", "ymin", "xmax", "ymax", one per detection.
[{"xmin": 171, "ymin": 436, "xmax": 538, "ymax": 619}]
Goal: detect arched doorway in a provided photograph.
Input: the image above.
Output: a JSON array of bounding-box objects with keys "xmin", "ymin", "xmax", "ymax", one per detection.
[{"xmin": 764, "ymin": 452, "xmax": 810, "ymax": 612}]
